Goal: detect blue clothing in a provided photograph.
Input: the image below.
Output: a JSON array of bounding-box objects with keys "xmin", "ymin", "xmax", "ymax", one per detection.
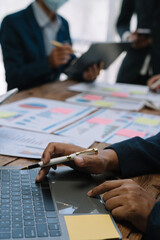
[
  {"xmin": 107, "ymin": 132, "xmax": 160, "ymax": 239},
  {"xmin": 0, "ymin": 4, "xmax": 75, "ymax": 90}
]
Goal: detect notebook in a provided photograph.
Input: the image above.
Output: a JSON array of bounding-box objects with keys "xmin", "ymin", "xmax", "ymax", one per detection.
[{"xmin": 0, "ymin": 166, "xmax": 122, "ymax": 239}]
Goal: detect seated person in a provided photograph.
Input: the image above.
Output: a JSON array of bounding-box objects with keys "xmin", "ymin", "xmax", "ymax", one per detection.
[
  {"xmin": 148, "ymin": 74, "xmax": 160, "ymax": 92},
  {"xmin": 0, "ymin": 0, "xmax": 103, "ymax": 91},
  {"xmin": 36, "ymin": 132, "xmax": 160, "ymax": 240}
]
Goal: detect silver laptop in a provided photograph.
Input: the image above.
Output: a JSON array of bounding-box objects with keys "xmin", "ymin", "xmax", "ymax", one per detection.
[{"xmin": 0, "ymin": 166, "xmax": 122, "ymax": 239}]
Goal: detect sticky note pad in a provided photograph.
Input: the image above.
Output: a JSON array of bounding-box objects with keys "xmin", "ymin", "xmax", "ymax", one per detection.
[
  {"xmin": 129, "ymin": 90, "xmax": 146, "ymax": 95},
  {"xmin": 82, "ymin": 94, "xmax": 103, "ymax": 101},
  {"xmin": 102, "ymin": 87, "xmax": 118, "ymax": 92},
  {"xmin": 64, "ymin": 214, "xmax": 121, "ymax": 240},
  {"xmin": 0, "ymin": 111, "xmax": 17, "ymax": 118},
  {"xmin": 135, "ymin": 117, "xmax": 159, "ymax": 126},
  {"xmin": 94, "ymin": 101, "xmax": 114, "ymax": 108},
  {"xmin": 87, "ymin": 117, "xmax": 113, "ymax": 125},
  {"xmin": 50, "ymin": 108, "xmax": 74, "ymax": 114},
  {"xmin": 117, "ymin": 129, "xmax": 147, "ymax": 138},
  {"xmin": 110, "ymin": 92, "xmax": 129, "ymax": 98}
]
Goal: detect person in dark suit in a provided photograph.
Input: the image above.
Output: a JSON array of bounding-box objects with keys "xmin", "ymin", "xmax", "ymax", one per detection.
[
  {"xmin": 0, "ymin": 0, "xmax": 103, "ymax": 91},
  {"xmin": 116, "ymin": 0, "xmax": 160, "ymax": 85},
  {"xmin": 36, "ymin": 132, "xmax": 160, "ymax": 239}
]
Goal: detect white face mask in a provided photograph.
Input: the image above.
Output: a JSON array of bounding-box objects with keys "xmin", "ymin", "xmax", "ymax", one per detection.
[{"xmin": 43, "ymin": 0, "xmax": 68, "ymax": 12}]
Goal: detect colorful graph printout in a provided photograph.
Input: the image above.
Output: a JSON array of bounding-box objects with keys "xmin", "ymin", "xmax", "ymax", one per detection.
[
  {"xmin": 56, "ymin": 109, "xmax": 132, "ymax": 144},
  {"xmin": 19, "ymin": 103, "xmax": 47, "ymax": 109},
  {"xmin": 68, "ymin": 82, "xmax": 160, "ymax": 103},
  {"xmin": 0, "ymin": 97, "xmax": 96, "ymax": 133},
  {"xmin": 56, "ymin": 109, "xmax": 160, "ymax": 145},
  {"xmin": 66, "ymin": 93, "xmax": 145, "ymax": 111},
  {"xmin": 0, "ymin": 127, "xmax": 94, "ymax": 158}
]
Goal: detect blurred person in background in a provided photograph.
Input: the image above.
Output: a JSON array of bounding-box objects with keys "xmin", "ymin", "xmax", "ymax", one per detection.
[
  {"xmin": 116, "ymin": 0, "xmax": 160, "ymax": 86},
  {"xmin": 0, "ymin": 0, "xmax": 103, "ymax": 91}
]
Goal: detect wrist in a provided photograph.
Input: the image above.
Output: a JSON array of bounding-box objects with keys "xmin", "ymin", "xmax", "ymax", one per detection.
[
  {"xmin": 100, "ymin": 149, "xmax": 120, "ymax": 173},
  {"xmin": 48, "ymin": 55, "xmax": 57, "ymax": 69}
]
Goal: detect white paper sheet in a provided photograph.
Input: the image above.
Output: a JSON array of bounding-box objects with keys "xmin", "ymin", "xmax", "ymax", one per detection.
[
  {"xmin": 56, "ymin": 109, "xmax": 131, "ymax": 143},
  {"xmin": 66, "ymin": 92, "xmax": 145, "ymax": 111},
  {"xmin": 69, "ymin": 82, "xmax": 160, "ymax": 103},
  {"xmin": 0, "ymin": 127, "xmax": 94, "ymax": 159},
  {"xmin": 56, "ymin": 109, "xmax": 160, "ymax": 145},
  {"xmin": 0, "ymin": 97, "xmax": 96, "ymax": 133}
]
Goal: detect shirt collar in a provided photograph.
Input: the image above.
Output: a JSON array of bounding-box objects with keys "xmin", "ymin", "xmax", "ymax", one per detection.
[{"xmin": 32, "ymin": 1, "xmax": 52, "ymax": 27}]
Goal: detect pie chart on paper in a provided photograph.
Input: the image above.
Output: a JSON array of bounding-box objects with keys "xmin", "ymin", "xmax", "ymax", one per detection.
[{"xmin": 19, "ymin": 103, "xmax": 47, "ymax": 109}]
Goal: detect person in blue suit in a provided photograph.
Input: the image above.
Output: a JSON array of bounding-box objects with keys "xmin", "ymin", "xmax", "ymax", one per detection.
[
  {"xmin": 0, "ymin": 0, "xmax": 103, "ymax": 90},
  {"xmin": 36, "ymin": 132, "xmax": 160, "ymax": 240},
  {"xmin": 116, "ymin": 0, "xmax": 160, "ymax": 85}
]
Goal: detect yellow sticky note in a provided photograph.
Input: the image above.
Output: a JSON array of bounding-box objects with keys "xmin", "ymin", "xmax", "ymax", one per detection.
[
  {"xmin": 94, "ymin": 101, "xmax": 114, "ymax": 108},
  {"xmin": 129, "ymin": 90, "xmax": 146, "ymax": 95},
  {"xmin": 64, "ymin": 214, "xmax": 121, "ymax": 240},
  {"xmin": 102, "ymin": 87, "xmax": 118, "ymax": 92},
  {"xmin": 0, "ymin": 111, "xmax": 17, "ymax": 118},
  {"xmin": 135, "ymin": 117, "xmax": 159, "ymax": 126}
]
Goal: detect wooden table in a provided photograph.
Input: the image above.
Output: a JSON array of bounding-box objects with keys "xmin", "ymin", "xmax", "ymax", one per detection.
[{"xmin": 1, "ymin": 79, "xmax": 160, "ymax": 240}]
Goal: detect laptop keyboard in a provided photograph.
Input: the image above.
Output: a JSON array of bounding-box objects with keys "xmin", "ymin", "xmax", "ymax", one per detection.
[{"xmin": 0, "ymin": 169, "xmax": 61, "ymax": 239}]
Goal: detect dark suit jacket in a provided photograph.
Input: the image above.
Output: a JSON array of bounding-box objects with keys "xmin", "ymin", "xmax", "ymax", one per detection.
[
  {"xmin": 0, "ymin": 4, "xmax": 74, "ymax": 90},
  {"xmin": 107, "ymin": 132, "xmax": 160, "ymax": 239},
  {"xmin": 116, "ymin": 0, "xmax": 160, "ymax": 84}
]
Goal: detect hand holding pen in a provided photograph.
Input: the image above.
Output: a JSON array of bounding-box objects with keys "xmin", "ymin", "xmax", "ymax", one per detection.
[
  {"xmin": 34, "ymin": 142, "xmax": 119, "ymax": 183},
  {"xmin": 49, "ymin": 41, "xmax": 73, "ymax": 68},
  {"xmin": 148, "ymin": 74, "xmax": 160, "ymax": 92},
  {"xmin": 22, "ymin": 148, "xmax": 98, "ymax": 170},
  {"xmin": 50, "ymin": 40, "xmax": 104, "ymax": 82}
]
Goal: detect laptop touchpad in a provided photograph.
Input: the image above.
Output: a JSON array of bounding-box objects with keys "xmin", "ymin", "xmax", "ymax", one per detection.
[{"xmin": 48, "ymin": 167, "xmax": 107, "ymax": 215}]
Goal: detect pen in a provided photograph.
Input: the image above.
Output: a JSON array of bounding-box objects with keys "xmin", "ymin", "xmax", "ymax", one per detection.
[
  {"xmin": 150, "ymin": 79, "xmax": 160, "ymax": 90},
  {"xmin": 52, "ymin": 40, "xmax": 64, "ymax": 48},
  {"xmin": 21, "ymin": 148, "xmax": 98, "ymax": 170},
  {"xmin": 51, "ymin": 40, "xmax": 82, "ymax": 54}
]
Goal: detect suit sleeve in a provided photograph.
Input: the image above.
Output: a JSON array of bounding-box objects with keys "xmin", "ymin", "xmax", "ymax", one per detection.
[
  {"xmin": 106, "ymin": 132, "xmax": 160, "ymax": 178},
  {"xmin": 145, "ymin": 202, "xmax": 160, "ymax": 240},
  {"xmin": 0, "ymin": 17, "xmax": 52, "ymax": 90},
  {"xmin": 116, "ymin": 0, "xmax": 135, "ymax": 38},
  {"xmin": 151, "ymin": 0, "xmax": 160, "ymax": 74}
]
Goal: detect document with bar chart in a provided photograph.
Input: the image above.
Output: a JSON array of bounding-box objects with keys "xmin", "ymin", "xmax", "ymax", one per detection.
[
  {"xmin": 0, "ymin": 127, "xmax": 94, "ymax": 158},
  {"xmin": 56, "ymin": 109, "xmax": 160, "ymax": 145},
  {"xmin": 69, "ymin": 82, "xmax": 160, "ymax": 102},
  {"xmin": 66, "ymin": 92, "xmax": 144, "ymax": 111},
  {"xmin": 0, "ymin": 97, "xmax": 96, "ymax": 133}
]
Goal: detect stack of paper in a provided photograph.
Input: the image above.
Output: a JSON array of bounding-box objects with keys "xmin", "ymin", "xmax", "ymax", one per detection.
[
  {"xmin": 66, "ymin": 92, "xmax": 145, "ymax": 111},
  {"xmin": 69, "ymin": 82, "xmax": 160, "ymax": 110}
]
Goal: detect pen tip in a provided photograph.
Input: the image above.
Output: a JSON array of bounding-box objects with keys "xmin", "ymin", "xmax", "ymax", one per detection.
[{"xmin": 21, "ymin": 167, "xmax": 28, "ymax": 170}]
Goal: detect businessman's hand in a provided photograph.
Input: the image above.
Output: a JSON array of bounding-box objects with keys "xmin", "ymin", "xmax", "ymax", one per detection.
[
  {"xmin": 74, "ymin": 148, "xmax": 119, "ymax": 174},
  {"xmin": 88, "ymin": 179, "xmax": 156, "ymax": 232},
  {"xmin": 128, "ymin": 32, "xmax": 152, "ymax": 49},
  {"xmin": 36, "ymin": 142, "xmax": 120, "ymax": 182},
  {"xmin": 49, "ymin": 44, "xmax": 73, "ymax": 68},
  {"xmin": 148, "ymin": 74, "xmax": 160, "ymax": 92},
  {"xmin": 83, "ymin": 62, "xmax": 104, "ymax": 82},
  {"xmin": 36, "ymin": 143, "xmax": 85, "ymax": 182}
]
